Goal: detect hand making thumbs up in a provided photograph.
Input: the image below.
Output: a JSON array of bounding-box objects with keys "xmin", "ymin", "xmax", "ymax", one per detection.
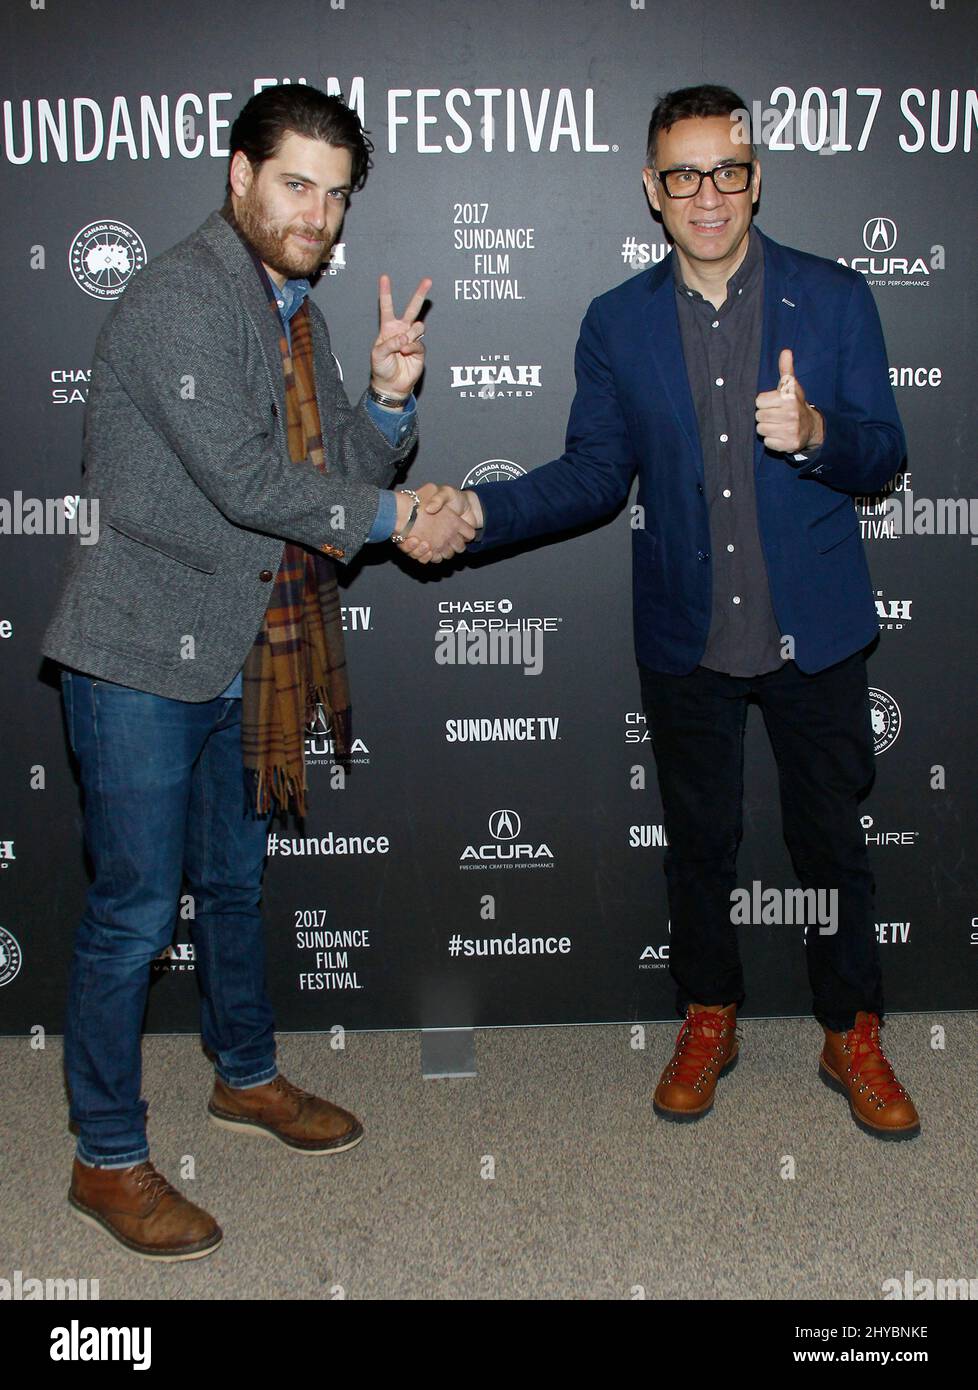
[{"xmin": 755, "ymin": 348, "xmax": 824, "ymax": 454}]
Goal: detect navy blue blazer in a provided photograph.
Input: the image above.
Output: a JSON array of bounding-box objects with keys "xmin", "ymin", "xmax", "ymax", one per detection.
[{"xmin": 469, "ymin": 227, "xmax": 905, "ymax": 675}]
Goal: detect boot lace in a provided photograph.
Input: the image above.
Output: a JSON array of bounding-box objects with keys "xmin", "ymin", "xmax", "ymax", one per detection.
[
  {"xmin": 664, "ymin": 1010, "xmax": 731, "ymax": 1089},
  {"xmin": 844, "ymin": 1014, "xmax": 907, "ymax": 1107},
  {"xmin": 270, "ymin": 1074, "xmax": 311, "ymax": 1105},
  {"xmin": 130, "ymin": 1162, "xmax": 178, "ymax": 1203}
]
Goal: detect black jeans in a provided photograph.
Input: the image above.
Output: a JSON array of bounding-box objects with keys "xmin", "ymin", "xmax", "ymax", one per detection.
[{"xmin": 638, "ymin": 651, "xmax": 883, "ymax": 1032}]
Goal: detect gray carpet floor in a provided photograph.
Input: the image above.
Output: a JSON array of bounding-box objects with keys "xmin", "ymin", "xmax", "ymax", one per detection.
[{"xmin": 1, "ymin": 1014, "xmax": 975, "ymax": 1300}]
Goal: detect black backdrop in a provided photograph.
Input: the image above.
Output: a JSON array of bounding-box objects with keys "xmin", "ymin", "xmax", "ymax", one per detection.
[{"xmin": 1, "ymin": 0, "xmax": 976, "ymax": 1036}]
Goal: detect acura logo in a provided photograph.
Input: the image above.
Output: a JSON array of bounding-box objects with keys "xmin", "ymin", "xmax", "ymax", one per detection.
[
  {"xmin": 862, "ymin": 217, "xmax": 897, "ymax": 253},
  {"xmin": 489, "ymin": 809, "xmax": 521, "ymax": 840}
]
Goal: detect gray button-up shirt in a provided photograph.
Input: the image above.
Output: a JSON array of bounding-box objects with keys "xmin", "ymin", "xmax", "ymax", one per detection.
[{"xmin": 673, "ymin": 227, "xmax": 784, "ymax": 676}]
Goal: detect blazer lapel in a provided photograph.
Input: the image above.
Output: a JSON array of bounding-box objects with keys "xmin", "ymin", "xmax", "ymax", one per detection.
[
  {"xmin": 308, "ymin": 310, "xmax": 338, "ymax": 437},
  {"xmin": 199, "ymin": 210, "xmax": 288, "ymax": 423},
  {"xmin": 636, "ymin": 228, "xmax": 804, "ymax": 480},
  {"xmin": 755, "ymin": 229, "xmax": 802, "ymax": 471},
  {"xmin": 640, "ymin": 259, "xmax": 703, "ymax": 477}
]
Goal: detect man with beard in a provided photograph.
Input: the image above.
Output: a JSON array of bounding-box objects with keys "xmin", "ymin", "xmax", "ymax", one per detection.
[{"xmin": 42, "ymin": 84, "xmax": 473, "ymax": 1261}]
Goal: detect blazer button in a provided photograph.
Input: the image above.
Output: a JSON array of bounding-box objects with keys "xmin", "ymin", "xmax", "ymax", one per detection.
[{"xmin": 259, "ymin": 569, "xmax": 273, "ymax": 582}]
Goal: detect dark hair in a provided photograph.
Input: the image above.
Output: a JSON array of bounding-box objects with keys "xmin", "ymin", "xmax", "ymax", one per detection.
[
  {"xmin": 646, "ymin": 84, "xmax": 753, "ymax": 166},
  {"xmin": 225, "ymin": 85, "xmax": 373, "ymax": 195}
]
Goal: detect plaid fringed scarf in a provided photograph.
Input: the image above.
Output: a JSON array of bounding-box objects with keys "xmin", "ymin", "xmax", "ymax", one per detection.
[{"xmin": 222, "ymin": 207, "xmax": 351, "ymax": 817}]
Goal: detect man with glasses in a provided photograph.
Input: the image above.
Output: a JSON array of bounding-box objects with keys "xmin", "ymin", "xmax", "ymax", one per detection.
[{"xmin": 415, "ymin": 84, "xmax": 918, "ymax": 1139}]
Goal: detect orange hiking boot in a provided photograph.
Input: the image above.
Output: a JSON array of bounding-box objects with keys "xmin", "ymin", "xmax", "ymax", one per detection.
[
  {"xmin": 653, "ymin": 1003, "xmax": 738, "ymax": 1122},
  {"xmin": 819, "ymin": 1011, "xmax": 920, "ymax": 1140}
]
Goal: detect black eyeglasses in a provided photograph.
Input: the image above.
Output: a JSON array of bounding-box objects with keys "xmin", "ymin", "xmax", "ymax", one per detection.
[{"xmin": 654, "ymin": 162, "xmax": 754, "ymax": 199}]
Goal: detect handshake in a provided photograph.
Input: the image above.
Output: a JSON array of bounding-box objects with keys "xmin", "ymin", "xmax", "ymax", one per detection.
[{"xmin": 392, "ymin": 483, "xmax": 485, "ymax": 564}]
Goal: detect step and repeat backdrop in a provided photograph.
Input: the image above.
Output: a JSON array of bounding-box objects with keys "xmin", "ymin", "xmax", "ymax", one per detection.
[{"xmin": 1, "ymin": 0, "xmax": 976, "ymax": 1035}]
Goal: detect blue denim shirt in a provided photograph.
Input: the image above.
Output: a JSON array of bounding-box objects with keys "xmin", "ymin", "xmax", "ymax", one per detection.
[{"xmin": 220, "ymin": 272, "xmax": 414, "ymax": 697}]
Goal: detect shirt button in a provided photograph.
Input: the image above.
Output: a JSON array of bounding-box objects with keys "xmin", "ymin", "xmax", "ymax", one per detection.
[
  {"xmin": 722, "ymin": 488, "xmax": 731, "ymax": 498},
  {"xmin": 259, "ymin": 569, "xmax": 273, "ymax": 582},
  {"xmin": 732, "ymin": 595, "xmax": 741, "ymax": 605},
  {"xmin": 276, "ymin": 299, "xmax": 285, "ymax": 308},
  {"xmin": 727, "ymin": 543, "xmax": 735, "ymax": 552},
  {"xmin": 711, "ymin": 320, "xmax": 719, "ymax": 328},
  {"xmin": 715, "ymin": 377, "xmax": 724, "ymax": 386},
  {"xmin": 719, "ymin": 433, "xmax": 729, "ymax": 443}
]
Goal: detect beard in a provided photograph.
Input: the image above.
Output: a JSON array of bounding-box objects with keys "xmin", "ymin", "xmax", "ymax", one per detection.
[{"xmin": 231, "ymin": 185, "xmax": 333, "ymax": 281}]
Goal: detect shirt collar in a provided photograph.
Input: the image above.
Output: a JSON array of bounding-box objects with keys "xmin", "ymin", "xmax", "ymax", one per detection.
[
  {"xmin": 672, "ymin": 224, "xmax": 760, "ymax": 303},
  {"xmin": 269, "ymin": 275, "xmax": 312, "ymax": 322}
]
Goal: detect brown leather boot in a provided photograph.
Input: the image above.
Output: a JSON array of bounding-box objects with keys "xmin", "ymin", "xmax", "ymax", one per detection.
[
  {"xmin": 208, "ymin": 1073, "xmax": 364, "ymax": 1154},
  {"xmin": 69, "ymin": 1159, "xmax": 222, "ymax": 1261},
  {"xmin": 653, "ymin": 1003, "xmax": 739, "ymax": 1121},
  {"xmin": 820, "ymin": 1011, "xmax": 920, "ymax": 1140}
]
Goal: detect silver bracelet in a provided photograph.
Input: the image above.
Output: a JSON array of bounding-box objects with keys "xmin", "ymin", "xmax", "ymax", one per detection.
[
  {"xmin": 391, "ymin": 489, "xmax": 421, "ymax": 543},
  {"xmin": 368, "ymin": 384, "xmax": 409, "ymax": 409}
]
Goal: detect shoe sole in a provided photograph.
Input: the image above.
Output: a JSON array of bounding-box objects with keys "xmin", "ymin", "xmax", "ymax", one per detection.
[
  {"xmin": 208, "ymin": 1108, "xmax": 365, "ymax": 1154},
  {"xmin": 68, "ymin": 1195, "xmax": 223, "ymax": 1261},
  {"xmin": 653, "ymin": 1045, "xmax": 739, "ymax": 1123},
  {"xmin": 818, "ymin": 1060, "xmax": 920, "ymax": 1141}
]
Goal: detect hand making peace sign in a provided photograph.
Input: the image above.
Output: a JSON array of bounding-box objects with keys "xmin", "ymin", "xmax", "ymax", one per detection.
[{"xmin": 369, "ymin": 274, "xmax": 432, "ymax": 401}]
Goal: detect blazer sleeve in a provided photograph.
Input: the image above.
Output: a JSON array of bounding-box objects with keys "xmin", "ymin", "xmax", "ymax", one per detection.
[
  {"xmin": 308, "ymin": 305, "xmax": 418, "ymax": 487},
  {"xmin": 98, "ymin": 264, "xmax": 411, "ymax": 562},
  {"xmin": 469, "ymin": 296, "xmax": 638, "ymax": 550},
  {"xmin": 792, "ymin": 272, "xmax": 906, "ymax": 495}
]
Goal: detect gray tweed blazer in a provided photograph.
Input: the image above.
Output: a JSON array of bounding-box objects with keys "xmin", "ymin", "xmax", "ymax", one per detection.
[{"xmin": 42, "ymin": 208, "xmax": 417, "ymax": 699}]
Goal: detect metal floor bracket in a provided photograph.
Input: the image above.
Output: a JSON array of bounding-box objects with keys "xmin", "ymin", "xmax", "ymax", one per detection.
[{"xmin": 421, "ymin": 1027, "xmax": 477, "ymax": 1078}]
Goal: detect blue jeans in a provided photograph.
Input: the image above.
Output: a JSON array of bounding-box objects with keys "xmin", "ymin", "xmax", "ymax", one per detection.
[{"xmin": 60, "ymin": 670, "xmax": 277, "ymax": 1167}]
